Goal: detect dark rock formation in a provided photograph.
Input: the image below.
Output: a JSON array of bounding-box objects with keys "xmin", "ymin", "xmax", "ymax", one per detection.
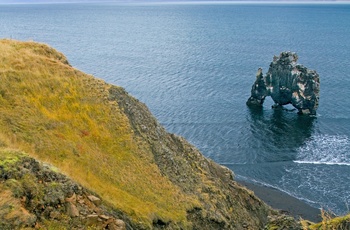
[
  {"xmin": 0, "ymin": 150, "xmax": 128, "ymax": 230},
  {"xmin": 247, "ymin": 52, "xmax": 320, "ymax": 115}
]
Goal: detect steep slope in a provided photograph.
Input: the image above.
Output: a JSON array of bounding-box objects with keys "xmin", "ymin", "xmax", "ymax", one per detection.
[
  {"xmin": 0, "ymin": 39, "xmax": 289, "ymax": 229},
  {"xmin": 109, "ymin": 86, "xmax": 271, "ymax": 229}
]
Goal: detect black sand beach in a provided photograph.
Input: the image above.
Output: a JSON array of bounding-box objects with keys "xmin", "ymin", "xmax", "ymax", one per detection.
[{"xmin": 238, "ymin": 180, "xmax": 322, "ymax": 223}]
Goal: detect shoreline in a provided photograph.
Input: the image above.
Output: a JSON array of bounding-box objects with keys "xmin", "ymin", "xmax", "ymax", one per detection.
[{"xmin": 237, "ymin": 179, "xmax": 322, "ymax": 223}]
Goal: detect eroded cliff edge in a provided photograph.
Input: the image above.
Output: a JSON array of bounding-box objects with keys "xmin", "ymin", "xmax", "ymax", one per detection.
[{"xmin": 109, "ymin": 86, "xmax": 272, "ymax": 229}]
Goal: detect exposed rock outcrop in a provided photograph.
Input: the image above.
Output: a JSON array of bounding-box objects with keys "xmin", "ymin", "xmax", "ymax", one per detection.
[
  {"xmin": 0, "ymin": 149, "xmax": 128, "ymax": 230},
  {"xmin": 247, "ymin": 52, "xmax": 320, "ymax": 115},
  {"xmin": 109, "ymin": 86, "xmax": 272, "ymax": 229}
]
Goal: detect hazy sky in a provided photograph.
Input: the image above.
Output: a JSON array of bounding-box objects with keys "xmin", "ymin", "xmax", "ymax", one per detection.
[
  {"xmin": 1, "ymin": 0, "xmax": 349, "ymax": 3},
  {"xmin": 0, "ymin": 0, "xmax": 349, "ymax": 5}
]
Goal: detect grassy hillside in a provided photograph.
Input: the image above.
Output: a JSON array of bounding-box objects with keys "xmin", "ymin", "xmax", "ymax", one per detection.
[{"xmin": 0, "ymin": 39, "xmax": 198, "ymax": 228}]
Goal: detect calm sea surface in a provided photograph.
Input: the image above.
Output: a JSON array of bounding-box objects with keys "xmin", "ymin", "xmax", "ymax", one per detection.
[{"xmin": 1, "ymin": 2, "xmax": 350, "ymax": 215}]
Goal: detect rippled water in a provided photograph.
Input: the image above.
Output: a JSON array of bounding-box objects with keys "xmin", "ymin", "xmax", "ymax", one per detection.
[{"xmin": 1, "ymin": 2, "xmax": 350, "ymax": 215}]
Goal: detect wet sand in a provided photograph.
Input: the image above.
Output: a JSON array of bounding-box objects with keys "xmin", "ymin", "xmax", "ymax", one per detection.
[{"xmin": 237, "ymin": 180, "xmax": 322, "ymax": 223}]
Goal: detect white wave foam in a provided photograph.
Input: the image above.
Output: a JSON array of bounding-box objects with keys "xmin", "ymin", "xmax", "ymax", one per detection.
[
  {"xmin": 295, "ymin": 134, "xmax": 350, "ymax": 166},
  {"xmin": 294, "ymin": 160, "xmax": 350, "ymax": 166}
]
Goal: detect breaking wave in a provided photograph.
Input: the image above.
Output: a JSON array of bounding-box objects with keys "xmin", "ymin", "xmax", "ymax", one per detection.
[{"xmin": 295, "ymin": 135, "xmax": 350, "ymax": 166}]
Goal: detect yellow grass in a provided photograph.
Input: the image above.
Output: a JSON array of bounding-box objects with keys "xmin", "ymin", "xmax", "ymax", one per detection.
[
  {"xmin": 0, "ymin": 39, "xmax": 198, "ymax": 227},
  {"xmin": 301, "ymin": 209, "xmax": 350, "ymax": 230}
]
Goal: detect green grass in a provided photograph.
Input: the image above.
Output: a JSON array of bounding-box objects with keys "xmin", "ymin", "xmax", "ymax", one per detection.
[
  {"xmin": 0, "ymin": 39, "xmax": 198, "ymax": 228},
  {"xmin": 302, "ymin": 210, "xmax": 350, "ymax": 230}
]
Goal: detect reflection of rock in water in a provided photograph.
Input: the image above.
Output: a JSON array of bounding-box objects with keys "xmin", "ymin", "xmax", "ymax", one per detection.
[
  {"xmin": 246, "ymin": 52, "xmax": 320, "ymax": 115},
  {"xmin": 247, "ymin": 107, "xmax": 315, "ymax": 161}
]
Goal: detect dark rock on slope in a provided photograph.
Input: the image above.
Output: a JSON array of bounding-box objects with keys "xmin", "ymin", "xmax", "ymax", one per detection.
[
  {"xmin": 109, "ymin": 86, "xmax": 273, "ymax": 229},
  {"xmin": 247, "ymin": 52, "xmax": 320, "ymax": 115},
  {"xmin": 0, "ymin": 150, "xmax": 128, "ymax": 230}
]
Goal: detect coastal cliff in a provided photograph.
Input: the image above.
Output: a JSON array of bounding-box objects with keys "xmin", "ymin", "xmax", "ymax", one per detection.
[
  {"xmin": 0, "ymin": 40, "xmax": 346, "ymax": 229},
  {"xmin": 0, "ymin": 39, "xmax": 271, "ymax": 229}
]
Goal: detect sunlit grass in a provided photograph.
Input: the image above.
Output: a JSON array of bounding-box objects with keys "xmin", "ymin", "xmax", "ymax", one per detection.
[
  {"xmin": 300, "ymin": 209, "xmax": 350, "ymax": 230},
  {"xmin": 0, "ymin": 39, "xmax": 197, "ymax": 227}
]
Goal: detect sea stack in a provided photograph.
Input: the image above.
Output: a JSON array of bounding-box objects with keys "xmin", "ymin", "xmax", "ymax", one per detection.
[{"xmin": 246, "ymin": 52, "xmax": 320, "ymax": 115}]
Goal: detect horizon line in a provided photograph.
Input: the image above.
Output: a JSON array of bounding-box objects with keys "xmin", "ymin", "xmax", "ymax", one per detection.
[{"xmin": 1, "ymin": 0, "xmax": 350, "ymax": 5}]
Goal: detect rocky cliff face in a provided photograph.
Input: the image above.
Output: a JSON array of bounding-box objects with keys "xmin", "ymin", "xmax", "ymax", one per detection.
[
  {"xmin": 247, "ymin": 52, "xmax": 320, "ymax": 115},
  {"xmin": 109, "ymin": 86, "xmax": 271, "ymax": 229}
]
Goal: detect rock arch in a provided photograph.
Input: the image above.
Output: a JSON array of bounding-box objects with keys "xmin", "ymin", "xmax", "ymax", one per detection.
[{"xmin": 246, "ymin": 52, "xmax": 320, "ymax": 115}]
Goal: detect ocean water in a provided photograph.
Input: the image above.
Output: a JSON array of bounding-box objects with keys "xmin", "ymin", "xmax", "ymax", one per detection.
[{"xmin": 1, "ymin": 2, "xmax": 350, "ymax": 215}]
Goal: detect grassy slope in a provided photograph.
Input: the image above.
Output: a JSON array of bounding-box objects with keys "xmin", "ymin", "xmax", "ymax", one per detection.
[
  {"xmin": 0, "ymin": 39, "xmax": 197, "ymax": 228},
  {"xmin": 302, "ymin": 212, "xmax": 350, "ymax": 230}
]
